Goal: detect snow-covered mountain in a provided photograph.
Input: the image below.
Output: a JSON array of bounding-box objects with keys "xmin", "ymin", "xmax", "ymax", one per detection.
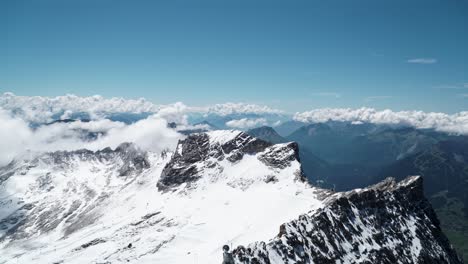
[
  {"xmin": 233, "ymin": 176, "xmax": 461, "ymax": 263},
  {"xmin": 0, "ymin": 130, "xmax": 462, "ymax": 263}
]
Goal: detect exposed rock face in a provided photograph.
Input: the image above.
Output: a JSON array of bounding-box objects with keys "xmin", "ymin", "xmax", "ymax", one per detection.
[
  {"xmin": 258, "ymin": 142, "xmax": 300, "ymax": 169},
  {"xmin": 233, "ymin": 176, "xmax": 463, "ymax": 264},
  {"xmin": 43, "ymin": 142, "xmax": 150, "ymax": 176},
  {"xmin": 157, "ymin": 131, "xmax": 297, "ymax": 190}
]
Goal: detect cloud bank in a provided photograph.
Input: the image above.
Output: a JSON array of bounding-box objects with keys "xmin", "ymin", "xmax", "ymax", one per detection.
[
  {"xmin": 0, "ymin": 92, "xmax": 160, "ymax": 123},
  {"xmin": 200, "ymin": 102, "xmax": 284, "ymax": 116},
  {"xmin": 294, "ymin": 108, "xmax": 468, "ymax": 134},
  {"xmin": 225, "ymin": 118, "xmax": 268, "ymax": 129},
  {"xmin": 0, "ymin": 93, "xmax": 284, "ymax": 123},
  {"xmin": 0, "ymin": 93, "xmax": 284, "ymax": 166},
  {"xmin": 0, "ymin": 109, "xmax": 182, "ymax": 167}
]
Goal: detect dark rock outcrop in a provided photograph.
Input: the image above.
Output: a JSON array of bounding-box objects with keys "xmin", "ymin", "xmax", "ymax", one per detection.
[
  {"xmin": 233, "ymin": 176, "xmax": 463, "ymax": 264},
  {"xmin": 157, "ymin": 131, "xmax": 302, "ymax": 191},
  {"xmin": 258, "ymin": 142, "xmax": 300, "ymax": 169}
]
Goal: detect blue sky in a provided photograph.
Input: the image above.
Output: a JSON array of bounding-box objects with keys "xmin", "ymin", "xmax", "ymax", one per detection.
[{"xmin": 1, "ymin": 0, "xmax": 467, "ymax": 113}]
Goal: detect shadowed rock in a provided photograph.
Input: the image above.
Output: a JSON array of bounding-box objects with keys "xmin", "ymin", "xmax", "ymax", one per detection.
[
  {"xmin": 157, "ymin": 131, "xmax": 300, "ymax": 191},
  {"xmin": 233, "ymin": 176, "xmax": 463, "ymax": 264}
]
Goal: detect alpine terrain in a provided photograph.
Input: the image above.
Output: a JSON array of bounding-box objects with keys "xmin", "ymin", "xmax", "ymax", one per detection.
[{"xmin": 0, "ymin": 130, "xmax": 462, "ymax": 263}]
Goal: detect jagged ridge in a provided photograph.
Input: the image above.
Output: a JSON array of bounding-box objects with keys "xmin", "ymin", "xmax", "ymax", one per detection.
[
  {"xmin": 157, "ymin": 130, "xmax": 303, "ymax": 190},
  {"xmin": 233, "ymin": 176, "xmax": 462, "ymax": 264},
  {"xmin": 0, "ymin": 143, "xmax": 151, "ymax": 243}
]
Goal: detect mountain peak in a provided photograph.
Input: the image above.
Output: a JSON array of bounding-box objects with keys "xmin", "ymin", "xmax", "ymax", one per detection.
[
  {"xmin": 157, "ymin": 130, "xmax": 304, "ymax": 191},
  {"xmin": 247, "ymin": 126, "xmax": 287, "ymax": 144}
]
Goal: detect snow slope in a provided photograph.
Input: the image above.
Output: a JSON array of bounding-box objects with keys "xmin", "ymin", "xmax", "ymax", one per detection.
[{"xmin": 0, "ymin": 130, "xmax": 326, "ymax": 264}]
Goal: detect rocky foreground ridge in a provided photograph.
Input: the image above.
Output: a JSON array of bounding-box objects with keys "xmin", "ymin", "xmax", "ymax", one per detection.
[{"xmin": 233, "ymin": 176, "xmax": 462, "ymax": 263}]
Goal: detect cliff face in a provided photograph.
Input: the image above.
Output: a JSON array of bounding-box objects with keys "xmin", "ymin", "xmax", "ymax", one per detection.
[
  {"xmin": 158, "ymin": 130, "xmax": 303, "ymax": 191},
  {"xmin": 233, "ymin": 176, "xmax": 462, "ymax": 264}
]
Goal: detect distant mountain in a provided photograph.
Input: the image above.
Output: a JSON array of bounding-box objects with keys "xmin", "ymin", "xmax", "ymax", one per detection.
[
  {"xmin": 167, "ymin": 120, "xmax": 219, "ymax": 135},
  {"xmin": 42, "ymin": 118, "xmax": 104, "ymax": 141},
  {"xmin": 288, "ymin": 122, "xmax": 381, "ymax": 164},
  {"xmin": 106, "ymin": 112, "xmax": 152, "ymax": 124},
  {"xmin": 287, "ymin": 122, "xmax": 458, "ymax": 166},
  {"xmin": 43, "ymin": 112, "xmax": 151, "ymax": 126},
  {"xmin": 247, "ymin": 126, "xmax": 329, "ymax": 187},
  {"xmin": 194, "ymin": 120, "xmax": 219, "ymax": 130},
  {"xmin": 188, "ymin": 113, "xmax": 283, "ymax": 130},
  {"xmin": 377, "ymin": 138, "xmax": 468, "ymax": 262},
  {"xmin": 46, "ymin": 118, "xmax": 91, "ymax": 125},
  {"xmin": 247, "ymin": 126, "xmax": 287, "ymax": 144},
  {"xmin": 273, "ymin": 120, "xmax": 306, "ymax": 137}
]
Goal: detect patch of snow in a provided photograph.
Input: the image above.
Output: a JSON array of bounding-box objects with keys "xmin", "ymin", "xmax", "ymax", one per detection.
[{"xmin": 206, "ymin": 130, "xmax": 242, "ymax": 145}]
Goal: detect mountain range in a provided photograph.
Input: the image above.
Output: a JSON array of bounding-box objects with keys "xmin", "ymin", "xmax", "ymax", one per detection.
[{"xmin": 0, "ymin": 129, "xmax": 462, "ymax": 263}]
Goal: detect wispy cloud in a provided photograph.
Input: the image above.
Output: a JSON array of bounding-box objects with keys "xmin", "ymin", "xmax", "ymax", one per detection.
[
  {"xmin": 435, "ymin": 85, "xmax": 461, "ymax": 90},
  {"xmin": 434, "ymin": 83, "xmax": 468, "ymax": 90},
  {"xmin": 407, "ymin": 58, "xmax": 437, "ymax": 64},
  {"xmin": 0, "ymin": 109, "xmax": 182, "ymax": 166},
  {"xmin": 311, "ymin": 92, "xmax": 341, "ymax": 98},
  {"xmin": 364, "ymin": 96, "xmax": 393, "ymax": 102}
]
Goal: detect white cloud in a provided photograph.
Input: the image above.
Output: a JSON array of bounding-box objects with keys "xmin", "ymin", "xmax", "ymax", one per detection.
[
  {"xmin": 0, "ymin": 109, "xmax": 33, "ymax": 166},
  {"xmin": 293, "ymin": 108, "xmax": 468, "ymax": 135},
  {"xmin": 66, "ymin": 119, "xmax": 126, "ymax": 132},
  {"xmin": 0, "ymin": 93, "xmax": 160, "ymax": 123},
  {"xmin": 0, "ymin": 93, "xmax": 284, "ymax": 124},
  {"xmin": 155, "ymin": 102, "xmax": 189, "ymax": 125},
  {"xmin": 225, "ymin": 118, "xmax": 268, "ymax": 129},
  {"xmin": 407, "ymin": 58, "xmax": 437, "ymax": 64},
  {"xmin": 0, "ymin": 109, "xmax": 183, "ymax": 167},
  {"xmin": 87, "ymin": 116, "xmax": 182, "ymax": 153},
  {"xmin": 200, "ymin": 102, "xmax": 284, "ymax": 116}
]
